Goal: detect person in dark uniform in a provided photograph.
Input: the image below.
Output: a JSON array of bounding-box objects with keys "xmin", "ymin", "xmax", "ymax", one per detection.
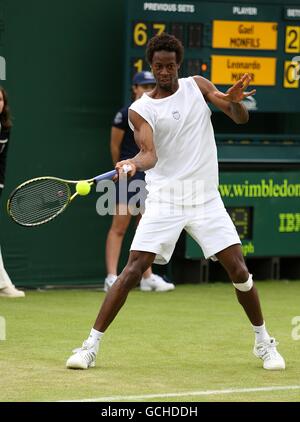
[
  {"xmin": 104, "ymin": 71, "xmax": 175, "ymax": 292},
  {"xmin": 0, "ymin": 86, "xmax": 25, "ymax": 297}
]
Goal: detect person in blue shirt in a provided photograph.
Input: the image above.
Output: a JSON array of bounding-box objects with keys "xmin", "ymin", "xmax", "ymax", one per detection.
[{"xmin": 104, "ymin": 71, "xmax": 175, "ymax": 292}]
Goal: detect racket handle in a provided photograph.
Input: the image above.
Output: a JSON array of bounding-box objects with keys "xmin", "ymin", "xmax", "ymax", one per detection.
[
  {"xmin": 93, "ymin": 165, "xmax": 132, "ymax": 183},
  {"xmin": 93, "ymin": 170, "xmax": 117, "ymax": 183}
]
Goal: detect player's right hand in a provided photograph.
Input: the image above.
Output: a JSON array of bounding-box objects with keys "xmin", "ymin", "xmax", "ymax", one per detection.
[{"xmin": 115, "ymin": 160, "xmax": 137, "ymax": 180}]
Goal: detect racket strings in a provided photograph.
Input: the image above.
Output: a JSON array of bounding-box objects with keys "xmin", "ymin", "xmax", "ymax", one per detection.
[{"xmin": 8, "ymin": 179, "xmax": 71, "ymax": 226}]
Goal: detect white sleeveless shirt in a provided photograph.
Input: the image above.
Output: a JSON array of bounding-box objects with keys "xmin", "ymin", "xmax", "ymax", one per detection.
[{"xmin": 129, "ymin": 77, "xmax": 219, "ymax": 205}]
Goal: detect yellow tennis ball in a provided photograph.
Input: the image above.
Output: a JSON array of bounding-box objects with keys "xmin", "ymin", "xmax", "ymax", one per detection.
[{"xmin": 76, "ymin": 181, "xmax": 91, "ymax": 196}]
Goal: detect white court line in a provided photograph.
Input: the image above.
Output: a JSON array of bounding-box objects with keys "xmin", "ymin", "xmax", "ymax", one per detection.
[{"xmin": 59, "ymin": 385, "xmax": 300, "ymax": 402}]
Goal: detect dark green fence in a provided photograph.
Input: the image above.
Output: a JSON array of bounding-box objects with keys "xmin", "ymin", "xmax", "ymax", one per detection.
[{"xmin": 0, "ymin": 0, "xmax": 133, "ymax": 286}]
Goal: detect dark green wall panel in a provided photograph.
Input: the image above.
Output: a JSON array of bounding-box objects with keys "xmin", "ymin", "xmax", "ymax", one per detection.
[{"xmin": 0, "ymin": 0, "xmax": 131, "ymax": 286}]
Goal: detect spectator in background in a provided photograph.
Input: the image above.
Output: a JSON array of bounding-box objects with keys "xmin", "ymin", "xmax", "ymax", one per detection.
[
  {"xmin": 104, "ymin": 71, "xmax": 175, "ymax": 292},
  {"xmin": 0, "ymin": 86, "xmax": 25, "ymax": 298}
]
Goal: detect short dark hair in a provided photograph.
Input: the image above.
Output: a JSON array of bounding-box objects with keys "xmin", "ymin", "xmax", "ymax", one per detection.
[{"xmin": 146, "ymin": 33, "xmax": 184, "ymax": 65}]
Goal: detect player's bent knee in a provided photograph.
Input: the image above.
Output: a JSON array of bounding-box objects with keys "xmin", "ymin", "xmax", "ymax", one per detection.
[
  {"xmin": 229, "ymin": 264, "xmax": 248, "ymax": 283},
  {"xmin": 232, "ymin": 274, "xmax": 253, "ymax": 292}
]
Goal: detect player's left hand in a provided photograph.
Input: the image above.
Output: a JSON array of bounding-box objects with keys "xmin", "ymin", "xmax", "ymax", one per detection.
[{"xmin": 215, "ymin": 73, "xmax": 256, "ymax": 103}]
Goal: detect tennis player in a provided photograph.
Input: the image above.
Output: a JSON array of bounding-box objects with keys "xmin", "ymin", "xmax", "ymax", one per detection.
[{"xmin": 67, "ymin": 33, "xmax": 285, "ymax": 370}]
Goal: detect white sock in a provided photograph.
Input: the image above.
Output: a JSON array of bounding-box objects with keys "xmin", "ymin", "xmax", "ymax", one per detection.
[
  {"xmin": 107, "ymin": 273, "xmax": 117, "ymax": 280},
  {"xmin": 88, "ymin": 328, "xmax": 104, "ymax": 345},
  {"xmin": 252, "ymin": 322, "xmax": 270, "ymax": 343}
]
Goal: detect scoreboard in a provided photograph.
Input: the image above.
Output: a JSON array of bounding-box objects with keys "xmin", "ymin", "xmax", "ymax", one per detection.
[{"xmin": 124, "ymin": 0, "xmax": 300, "ymax": 112}]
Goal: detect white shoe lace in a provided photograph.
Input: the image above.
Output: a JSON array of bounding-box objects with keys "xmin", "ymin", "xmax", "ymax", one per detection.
[
  {"xmin": 72, "ymin": 339, "xmax": 95, "ymax": 354},
  {"xmin": 256, "ymin": 338, "xmax": 280, "ymax": 361}
]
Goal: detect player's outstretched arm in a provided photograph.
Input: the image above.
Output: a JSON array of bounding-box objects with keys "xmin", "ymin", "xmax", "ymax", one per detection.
[
  {"xmin": 194, "ymin": 74, "xmax": 256, "ymax": 124},
  {"xmin": 126, "ymin": 109, "xmax": 157, "ymax": 172}
]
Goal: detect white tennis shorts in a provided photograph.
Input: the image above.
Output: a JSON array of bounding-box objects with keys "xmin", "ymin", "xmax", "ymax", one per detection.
[{"xmin": 130, "ymin": 194, "xmax": 241, "ymax": 264}]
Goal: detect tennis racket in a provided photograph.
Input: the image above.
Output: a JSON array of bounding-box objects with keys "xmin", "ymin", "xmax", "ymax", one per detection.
[{"xmin": 7, "ymin": 165, "xmax": 131, "ymax": 227}]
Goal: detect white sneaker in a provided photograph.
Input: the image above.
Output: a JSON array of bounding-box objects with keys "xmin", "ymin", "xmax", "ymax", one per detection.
[
  {"xmin": 66, "ymin": 339, "xmax": 99, "ymax": 369},
  {"xmin": 140, "ymin": 274, "xmax": 175, "ymax": 292},
  {"xmin": 253, "ymin": 337, "xmax": 285, "ymax": 370},
  {"xmin": 0, "ymin": 286, "xmax": 25, "ymax": 298},
  {"xmin": 104, "ymin": 274, "xmax": 117, "ymax": 292}
]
